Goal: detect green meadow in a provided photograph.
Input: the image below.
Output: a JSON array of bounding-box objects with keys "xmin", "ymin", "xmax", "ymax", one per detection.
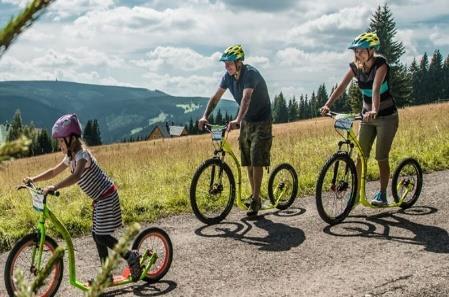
[{"xmin": 1, "ymin": 102, "xmax": 448, "ymax": 252}]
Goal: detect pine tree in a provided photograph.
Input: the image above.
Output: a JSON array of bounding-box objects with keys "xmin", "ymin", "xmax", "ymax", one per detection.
[
  {"xmin": 188, "ymin": 117, "xmax": 194, "ymax": 134},
  {"xmin": 36, "ymin": 129, "xmax": 53, "ymax": 155},
  {"xmin": 428, "ymin": 49, "xmax": 444, "ymax": 101},
  {"xmin": 83, "ymin": 120, "xmax": 93, "ymax": 145},
  {"xmin": 272, "ymin": 92, "xmax": 288, "ymax": 123},
  {"xmin": 194, "ymin": 120, "xmax": 200, "ymax": 134},
  {"xmin": 287, "ymin": 96, "xmax": 299, "ymax": 122},
  {"xmin": 215, "ymin": 109, "xmax": 223, "ymax": 125},
  {"xmin": 303, "ymin": 94, "xmax": 310, "ymax": 119},
  {"xmin": 368, "ymin": 4, "xmax": 411, "ymax": 106},
  {"xmin": 316, "ymin": 84, "xmax": 328, "ymax": 108},
  {"xmin": 92, "ymin": 120, "xmax": 102, "ymax": 146},
  {"xmin": 418, "ymin": 52, "xmax": 429, "ymax": 104},
  {"xmin": 309, "ymin": 91, "xmax": 318, "ymax": 118},
  {"xmin": 7, "ymin": 110, "xmax": 23, "ymax": 141},
  {"xmin": 409, "ymin": 58, "xmax": 420, "ymax": 105},
  {"xmin": 443, "ymin": 55, "xmax": 449, "ymax": 100},
  {"xmin": 298, "ymin": 95, "xmax": 306, "ymax": 119}
]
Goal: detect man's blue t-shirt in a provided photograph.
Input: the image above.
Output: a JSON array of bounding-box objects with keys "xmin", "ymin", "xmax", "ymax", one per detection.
[{"xmin": 220, "ymin": 64, "xmax": 271, "ymax": 122}]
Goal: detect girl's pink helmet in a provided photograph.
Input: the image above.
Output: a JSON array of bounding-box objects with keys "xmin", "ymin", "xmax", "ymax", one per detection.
[{"xmin": 51, "ymin": 114, "xmax": 82, "ymax": 139}]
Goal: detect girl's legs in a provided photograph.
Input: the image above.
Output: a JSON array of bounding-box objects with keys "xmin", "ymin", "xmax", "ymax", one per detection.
[
  {"xmin": 92, "ymin": 233, "xmax": 141, "ymax": 280},
  {"xmin": 93, "ymin": 233, "xmax": 119, "ymax": 263}
]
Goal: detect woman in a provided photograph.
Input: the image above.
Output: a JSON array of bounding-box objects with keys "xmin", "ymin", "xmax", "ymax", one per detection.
[{"xmin": 320, "ymin": 32, "xmax": 399, "ymax": 206}]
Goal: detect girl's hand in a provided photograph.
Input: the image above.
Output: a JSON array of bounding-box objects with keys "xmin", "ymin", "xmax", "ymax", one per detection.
[
  {"xmin": 363, "ymin": 111, "xmax": 378, "ymax": 122},
  {"xmin": 23, "ymin": 177, "xmax": 33, "ymax": 184},
  {"xmin": 43, "ymin": 185, "xmax": 56, "ymax": 196}
]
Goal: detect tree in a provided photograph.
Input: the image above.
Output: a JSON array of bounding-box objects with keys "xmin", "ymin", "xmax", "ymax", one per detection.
[
  {"xmin": 36, "ymin": 129, "xmax": 53, "ymax": 155},
  {"xmin": 309, "ymin": 91, "xmax": 318, "ymax": 118},
  {"xmin": 316, "ymin": 84, "xmax": 328, "ymax": 109},
  {"xmin": 303, "ymin": 94, "xmax": 310, "ymax": 119},
  {"xmin": 298, "ymin": 95, "xmax": 306, "ymax": 119},
  {"xmin": 92, "ymin": 120, "xmax": 102, "ymax": 146},
  {"xmin": 272, "ymin": 92, "xmax": 288, "ymax": 123},
  {"xmin": 428, "ymin": 49, "xmax": 444, "ymax": 100},
  {"xmin": 83, "ymin": 120, "xmax": 93, "ymax": 145},
  {"xmin": 409, "ymin": 58, "xmax": 420, "ymax": 105},
  {"xmin": 7, "ymin": 110, "xmax": 23, "ymax": 141},
  {"xmin": 188, "ymin": 117, "xmax": 194, "ymax": 134},
  {"xmin": 417, "ymin": 52, "xmax": 430, "ymax": 104},
  {"xmin": 287, "ymin": 96, "xmax": 299, "ymax": 122},
  {"xmin": 215, "ymin": 109, "xmax": 223, "ymax": 125},
  {"xmin": 443, "ymin": 55, "xmax": 449, "ymax": 99},
  {"xmin": 368, "ymin": 4, "xmax": 412, "ymax": 106}
]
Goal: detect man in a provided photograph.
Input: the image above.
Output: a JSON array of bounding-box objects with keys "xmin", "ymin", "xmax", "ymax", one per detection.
[{"xmin": 198, "ymin": 44, "xmax": 272, "ymax": 216}]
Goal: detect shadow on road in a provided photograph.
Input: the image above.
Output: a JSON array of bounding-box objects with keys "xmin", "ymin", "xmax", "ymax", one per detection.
[
  {"xmin": 194, "ymin": 207, "xmax": 306, "ymax": 251},
  {"xmin": 101, "ymin": 280, "xmax": 177, "ymax": 297},
  {"xmin": 323, "ymin": 206, "xmax": 449, "ymax": 253}
]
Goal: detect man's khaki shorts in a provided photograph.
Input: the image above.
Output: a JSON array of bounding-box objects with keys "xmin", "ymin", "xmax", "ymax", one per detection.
[{"xmin": 239, "ymin": 120, "xmax": 272, "ymax": 167}]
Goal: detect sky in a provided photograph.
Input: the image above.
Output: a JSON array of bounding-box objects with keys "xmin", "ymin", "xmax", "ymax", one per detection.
[{"xmin": 0, "ymin": 0, "xmax": 448, "ymax": 100}]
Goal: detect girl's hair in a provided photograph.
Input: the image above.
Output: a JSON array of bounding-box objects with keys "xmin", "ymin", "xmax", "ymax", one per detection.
[{"xmin": 67, "ymin": 137, "xmax": 89, "ymax": 160}]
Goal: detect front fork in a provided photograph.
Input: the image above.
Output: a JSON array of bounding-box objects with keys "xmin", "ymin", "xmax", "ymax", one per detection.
[
  {"xmin": 209, "ymin": 151, "xmax": 226, "ymax": 193},
  {"xmin": 332, "ymin": 141, "xmax": 354, "ymax": 188}
]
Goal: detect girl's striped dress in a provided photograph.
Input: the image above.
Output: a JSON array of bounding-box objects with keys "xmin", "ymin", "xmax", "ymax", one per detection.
[{"xmin": 64, "ymin": 150, "xmax": 123, "ymax": 235}]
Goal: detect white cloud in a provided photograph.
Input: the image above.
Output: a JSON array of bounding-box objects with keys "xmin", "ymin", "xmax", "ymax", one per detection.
[
  {"xmin": 131, "ymin": 46, "xmax": 219, "ymax": 72},
  {"xmin": 430, "ymin": 30, "xmax": 449, "ymax": 47},
  {"xmin": 1, "ymin": 0, "xmax": 449, "ymax": 100},
  {"xmin": 49, "ymin": 0, "xmax": 115, "ymax": 19},
  {"xmin": 0, "ymin": 0, "xmax": 27, "ymax": 7}
]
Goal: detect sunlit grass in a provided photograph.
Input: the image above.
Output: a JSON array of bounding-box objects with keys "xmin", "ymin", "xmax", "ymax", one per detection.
[{"xmin": 1, "ymin": 102, "xmax": 448, "ymax": 251}]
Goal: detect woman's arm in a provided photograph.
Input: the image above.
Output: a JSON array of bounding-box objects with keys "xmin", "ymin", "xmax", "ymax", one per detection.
[{"xmin": 321, "ymin": 68, "xmax": 354, "ymax": 114}]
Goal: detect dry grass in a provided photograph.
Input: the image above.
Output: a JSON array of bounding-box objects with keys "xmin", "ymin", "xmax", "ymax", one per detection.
[{"xmin": 1, "ymin": 102, "xmax": 448, "ymax": 251}]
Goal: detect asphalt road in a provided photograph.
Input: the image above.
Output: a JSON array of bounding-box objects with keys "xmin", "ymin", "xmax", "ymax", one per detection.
[{"xmin": 1, "ymin": 170, "xmax": 449, "ymax": 297}]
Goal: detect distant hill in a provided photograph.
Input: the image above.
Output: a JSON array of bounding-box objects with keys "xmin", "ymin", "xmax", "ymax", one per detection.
[{"xmin": 0, "ymin": 81, "xmax": 238, "ymax": 143}]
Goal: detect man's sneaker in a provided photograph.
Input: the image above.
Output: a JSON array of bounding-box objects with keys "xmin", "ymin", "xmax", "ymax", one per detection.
[
  {"xmin": 246, "ymin": 198, "xmax": 261, "ymax": 216},
  {"xmin": 371, "ymin": 191, "xmax": 388, "ymax": 207},
  {"xmin": 126, "ymin": 250, "xmax": 142, "ymax": 281}
]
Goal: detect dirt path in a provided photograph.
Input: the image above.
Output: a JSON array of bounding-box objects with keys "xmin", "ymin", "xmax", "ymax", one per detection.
[{"xmin": 1, "ymin": 170, "xmax": 449, "ymax": 297}]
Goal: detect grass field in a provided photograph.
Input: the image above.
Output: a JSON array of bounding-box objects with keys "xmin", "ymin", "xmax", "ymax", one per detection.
[{"xmin": 1, "ymin": 102, "xmax": 449, "ymax": 251}]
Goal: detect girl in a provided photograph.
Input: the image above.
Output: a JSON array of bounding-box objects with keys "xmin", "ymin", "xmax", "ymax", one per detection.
[
  {"xmin": 320, "ymin": 32, "xmax": 399, "ymax": 206},
  {"xmin": 23, "ymin": 114, "xmax": 142, "ymax": 281}
]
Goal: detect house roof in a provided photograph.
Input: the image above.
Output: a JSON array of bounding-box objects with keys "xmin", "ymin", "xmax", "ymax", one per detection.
[
  {"xmin": 169, "ymin": 126, "xmax": 185, "ymax": 136},
  {"xmin": 149, "ymin": 124, "xmax": 186, "ymax": 139},
  {"xmin": 156, "ymin": 125, "xmax": 171, "ymax": 138}
]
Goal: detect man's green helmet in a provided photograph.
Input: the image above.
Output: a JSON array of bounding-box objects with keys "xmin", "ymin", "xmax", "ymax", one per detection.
[
  {"xmin": 220, "ymin": 44, "xmax": 245, "ymax": 62},
  {"xmin": 348, "ymin": 32, "xmax": 380, "ymax": 51}
]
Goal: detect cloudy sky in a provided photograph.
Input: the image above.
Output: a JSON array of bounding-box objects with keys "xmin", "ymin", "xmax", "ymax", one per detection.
[{"xmin": 0, "ymin": 0, "xmax": 448, "ymax": 99}]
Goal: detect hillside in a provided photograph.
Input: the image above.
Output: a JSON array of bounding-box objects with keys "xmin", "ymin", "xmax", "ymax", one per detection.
[{"xmin": 0, "ymin": 80, "xmax": 238, "ymax": 143}]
